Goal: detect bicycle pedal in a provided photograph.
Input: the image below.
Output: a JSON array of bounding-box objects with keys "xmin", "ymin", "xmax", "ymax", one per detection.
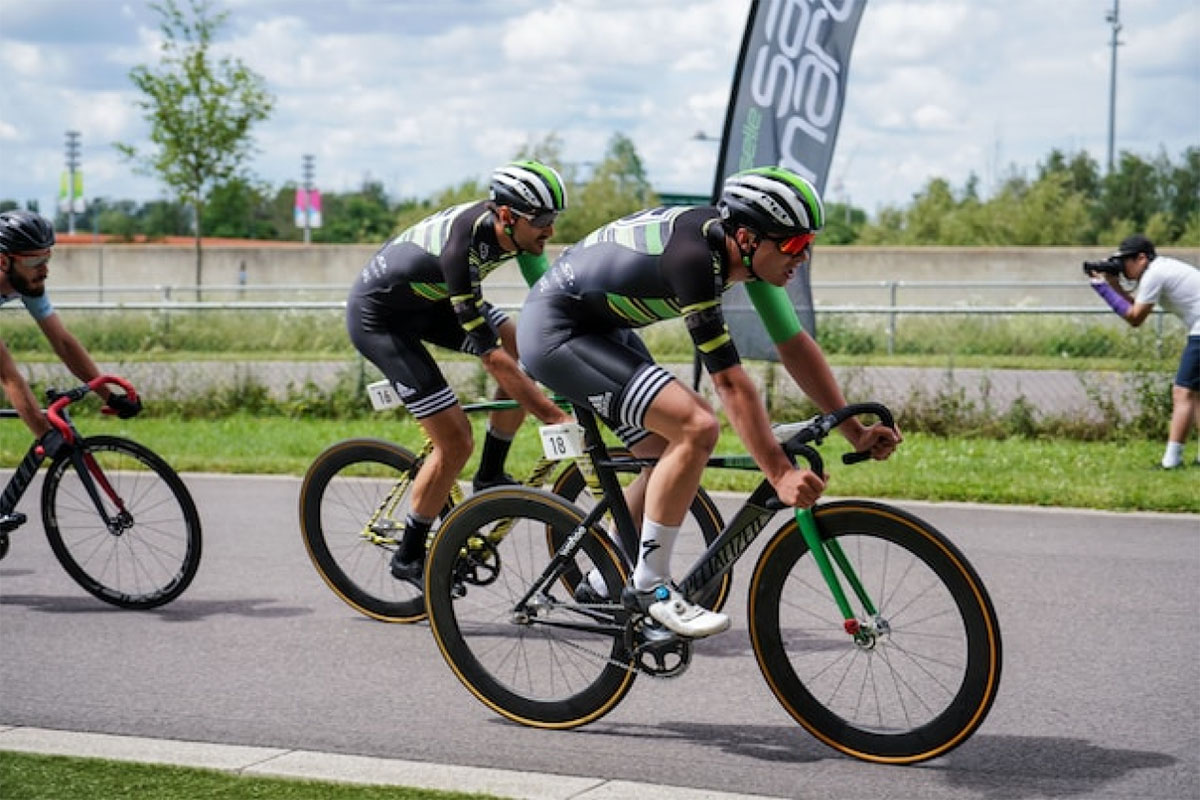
[{"xmin": 0, "ymin": 512, "xmax": 27, "ymax": 533}]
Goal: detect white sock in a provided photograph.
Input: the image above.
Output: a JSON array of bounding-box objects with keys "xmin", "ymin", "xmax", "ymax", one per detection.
[
  {"xmin": 1162, "ymin": 441, "xmax": 1184, "ymax": 468},
  {"xmin": 632, "ymin": 518, "xmax": 680, "ymax": 591}
]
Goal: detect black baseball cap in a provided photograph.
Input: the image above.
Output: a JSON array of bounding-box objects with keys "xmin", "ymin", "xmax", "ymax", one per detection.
[{"xmin": 1112, "ymin": 234, "xmax": 1156, "ymax": 259}]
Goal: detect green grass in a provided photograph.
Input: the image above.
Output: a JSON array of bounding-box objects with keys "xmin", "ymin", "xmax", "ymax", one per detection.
[
  {"xmin": 5, "ymin": 308, "xmax": 1186, "ymax": 370},
  {"xmin": 4, "ymin": 412, "xmax": 1194, "ymax": 513},
  {"xmin": 0, "ymin": 751, "xmax": 505, "ymax": 800}
]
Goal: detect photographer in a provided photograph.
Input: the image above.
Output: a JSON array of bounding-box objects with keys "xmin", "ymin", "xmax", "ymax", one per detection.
[{"xmin": 1085, "ymin": 234, "xmax": 1200, "ymax": 469}]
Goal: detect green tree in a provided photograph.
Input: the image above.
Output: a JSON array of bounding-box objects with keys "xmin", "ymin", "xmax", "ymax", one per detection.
[
  {"xmin": 203, "ymin": 177, "xmax": 277, "ymax": 239},
  {"xmin": 555, "ymin": 133, "xmax": 657, "ymax": 242},
  {"xmin": 116, "ymin": 0, "xmax": 274, "ymax": 297},
  {"xmin": 315, "ymin": 180, "xmax": 396, "ymax": 243}
]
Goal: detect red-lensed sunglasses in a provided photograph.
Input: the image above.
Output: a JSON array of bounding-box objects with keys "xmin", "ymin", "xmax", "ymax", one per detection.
[{"xmin": 767, "ymin": 231, "xmax": 814, "ymax": 255}]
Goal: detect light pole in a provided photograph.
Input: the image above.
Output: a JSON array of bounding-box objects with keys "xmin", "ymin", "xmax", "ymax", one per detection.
[
  {"xmin": 64, "ymin": 131, "xmax": 81, "ymax": 235},
  {"xmin": 1105, "ymin": 0, "xmax": 1122, "ymax": 174},
  {"xmin": 301, "ymin": 154, "xmax": 315, "ymax": 244}
]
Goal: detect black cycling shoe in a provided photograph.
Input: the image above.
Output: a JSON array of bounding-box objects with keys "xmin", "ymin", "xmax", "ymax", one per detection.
[
  {"xmin": 389, "ymin": 552, "xmax": 424, "ymax": 592},
  {"xmin": 470, "ymin": 472, "xmax": 520, "ymax": 493}
]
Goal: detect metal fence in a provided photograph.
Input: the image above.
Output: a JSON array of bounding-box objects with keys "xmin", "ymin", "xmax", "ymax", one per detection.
[{"xmin": 5, "ymin": 280, "xmax": 1184, "ymax": 428}]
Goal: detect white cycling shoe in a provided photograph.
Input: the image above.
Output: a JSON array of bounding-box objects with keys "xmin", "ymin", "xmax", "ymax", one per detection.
[{"xmin": 645, "ymin": 584, "xmax": 730, "ymax": 639}]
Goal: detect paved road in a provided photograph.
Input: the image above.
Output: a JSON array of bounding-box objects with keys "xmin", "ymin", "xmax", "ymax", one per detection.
[{"xmin": 1, "ymin": 474, "xmax": 1197, "ymax": 799}]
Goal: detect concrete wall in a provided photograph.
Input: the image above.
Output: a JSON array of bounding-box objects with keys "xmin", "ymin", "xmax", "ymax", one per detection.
[{"xmin": 42, "ymin": 242, "xmax": 1200, "ymax": 307}]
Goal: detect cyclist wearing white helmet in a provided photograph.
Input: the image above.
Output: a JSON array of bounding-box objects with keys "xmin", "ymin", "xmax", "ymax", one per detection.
[
  {"xmin": 346, "ymin": 160, "xmax": 572, "ymax": 589},
  {"xmin": 517, "ymin": 166, "xmax": 901, "ymax": 638},
  {"xmin": 0, "ymin": 211, "xmax": 142, "ymax": 478}
]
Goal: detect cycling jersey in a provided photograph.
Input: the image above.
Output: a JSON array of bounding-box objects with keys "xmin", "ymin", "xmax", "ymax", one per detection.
[
  {"xmin": 346, "ymin": 200, "xmax": 548, "ymax": 419},
  {"xmin": 525, "ymin": 206, "xmax": 802, "ymax": 372},
  {"xmin": 517, "ymin": 205, "xmax": 804, "ymax": 436},
  {"xmin": 0, "ymin": 290, "xmax": 54, "ymax": 321},
  {"xmin": 349, "ymin": 200, "xmax": 548, "ymax": 355}
]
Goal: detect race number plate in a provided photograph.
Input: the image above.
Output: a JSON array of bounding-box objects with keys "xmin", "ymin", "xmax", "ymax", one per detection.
[
  {"xmin": 366, "ymin": 380, "xmax": 402, "ymax": 411},
  {"xmin": 539, "ymin": 422, "xmax": 585, "ymax": 460}
]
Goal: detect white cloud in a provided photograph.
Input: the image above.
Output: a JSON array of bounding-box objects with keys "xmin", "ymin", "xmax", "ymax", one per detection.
[{"xmin": 0, "ymin": 0, "xmax": 1195, "ymax": 220}]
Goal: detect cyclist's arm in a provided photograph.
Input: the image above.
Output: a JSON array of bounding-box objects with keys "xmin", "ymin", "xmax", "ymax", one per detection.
[
  {"xmin": 0, "ymin": 339, "xmax": 50, "ymax": 437},
  {"xmin": 477, "ymin": 347, "xmax": 570, "ymax": 425},
  {"xmin": 516, "ymin": 252, "xmax": 550, "ymax": 287},
  {"xmin": 36, "ymin": 313, "xmax": 110, "ymax": 400},
  {"xmin": 711, "ymin": 363, "xmax": 824, "ymax": 507},
  {"xmin": 443, "ymin": 215, "xmax": 501, "ymax": 355},
  {"xmin": 776, "ymin": 331, "xmax": 901, "ymax": 457},
  {"xmin": 710, "ymin": 363, "xmax": 795, "ymax": 483}
]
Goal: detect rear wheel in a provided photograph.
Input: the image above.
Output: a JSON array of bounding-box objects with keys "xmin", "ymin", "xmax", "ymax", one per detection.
[
  {"xmin": 425, "ymin": 487, "xmax": 636, "ymax": 728},
  {"xmin": 299, "ymin": 438, "xmax": 432, "ymax": 622}
]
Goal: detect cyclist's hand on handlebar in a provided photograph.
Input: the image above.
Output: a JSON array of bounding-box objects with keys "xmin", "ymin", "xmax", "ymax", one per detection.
[
  {"xmin": 37, "ymin": 427, "xmax": 72, "ymax": 461},
  {"xmin": 104, "ymin": 392, "xmax": 143, "ymax": 419},
  {"xmin": 772, "ymin": 467, "xmax": 827, "ymax": 508},
  {"xmin": 849, "ymin": 422, "xmax": 902, "ymax": 461}
]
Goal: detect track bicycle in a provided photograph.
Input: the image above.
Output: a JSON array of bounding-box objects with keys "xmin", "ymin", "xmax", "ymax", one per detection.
[
  {"xmin": 0, "ymin": 375, "xmax": 202, "ymax": 609},
  {"xmin": 423, "ymin": 401, "xmax": 1002, "ymax": 765},
  {"xmin": 299, "ymin": 388, "xmax": 727, "ymax": 623}
]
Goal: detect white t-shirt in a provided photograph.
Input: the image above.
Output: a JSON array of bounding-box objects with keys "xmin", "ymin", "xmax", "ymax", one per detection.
[{"xmin": 1135, "ymin": 255, "xmax": 1200, "ymax": 335}]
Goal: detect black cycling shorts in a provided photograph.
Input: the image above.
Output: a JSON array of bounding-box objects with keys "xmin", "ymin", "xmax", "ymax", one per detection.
[
  {"xmin": 1177, "ymin": 335, "xmax": 1200, "ymax": 391},
  {"xmin": 347, "ymin": 296, "xmax": 508, "ymax": 419},
  {"xmin": 517, "ymin": 295, "xmax": 671, "ymax": 446}
]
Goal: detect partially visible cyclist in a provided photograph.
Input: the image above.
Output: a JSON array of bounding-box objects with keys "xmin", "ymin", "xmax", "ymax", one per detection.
[
  {"xmin": 517, "ymin": 166, "xmax": 901, "ymax": 638},
  {"xmin": 0, "ymin": 210, "xmax": 143, "ymax": 528},
  {"xmin": 346, "ymin": 160, "xmax": 573, "ymax": 588}
]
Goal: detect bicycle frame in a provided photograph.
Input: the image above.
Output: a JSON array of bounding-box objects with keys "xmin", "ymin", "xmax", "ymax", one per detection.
[
  {"xmin": 1, "ymin": 385, "xmax": 135, "ymax": 536},
  {"xmin": 534, "ymin": 401, "xmax": 894, "ymax": 640},
  {"xmin": 354, "ymin": 396, "xmax": 589, "ymax": 548},
  {"xmin": 0, "ymin": 417, "xmax": 43, "ymax": 528}
]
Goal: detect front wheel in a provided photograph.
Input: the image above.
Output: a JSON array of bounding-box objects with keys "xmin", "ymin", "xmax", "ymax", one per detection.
[
  {"xmin": 748, "ymin": 500, "xmax": 1002, "ymax": 764},
  {"xmin": 425, "ymin": 487, "xmax": 636, "ymax": 728},
  {"xmin": 299, "ymin": 438, "xmax": 430, "ymax": 622},
  {"xmin": 41, "ymin": 435, "xmax": 202, "ymax": 609}
]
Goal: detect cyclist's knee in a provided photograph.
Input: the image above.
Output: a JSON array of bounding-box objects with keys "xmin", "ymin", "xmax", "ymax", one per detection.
[
  {"xmin": 424, "ymin": 411, "xmax": 474, "ymax": 465},
  {"xmin": 678, "ymin": 408, "xmax": 720, "ymax": 453}
]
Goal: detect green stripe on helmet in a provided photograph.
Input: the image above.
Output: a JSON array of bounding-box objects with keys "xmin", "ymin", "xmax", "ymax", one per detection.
[
  {"xmin": 514, "ymin": 160, "xmax": 566, "ymax": 210},
  {"xmin": 737, "ymin": 166, "xmax": 824, "ymax": 231}
]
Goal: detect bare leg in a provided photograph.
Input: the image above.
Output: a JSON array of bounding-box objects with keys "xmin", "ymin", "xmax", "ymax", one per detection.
[
  {"xmin": 409, "ymin": 405, "xmax": 473, "ymax": 520},
  {"xmin": 1167, "ymin": 384, "xmax": 1197, "ymax": 445},
  {"xmin": 640, "ymin": 382, "xmax": 720, "ymax": 527}
]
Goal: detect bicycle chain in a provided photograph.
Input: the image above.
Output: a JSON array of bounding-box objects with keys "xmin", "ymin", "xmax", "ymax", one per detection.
[{"xmin": 546, "ymin": 608, "xmax": 688, "ymax": 679}]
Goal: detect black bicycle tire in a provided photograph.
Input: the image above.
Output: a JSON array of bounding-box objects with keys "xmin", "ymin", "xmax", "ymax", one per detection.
[
  {"xmin": 41, "ymin": 435, "xmax": 202, "ymax": 610},
  {"xmin": 550, "ymin": 452, "xmax": 731, "ymax": 612},
  {"xmin": 299, "ymin": 438, "xmax": 429, "ymax": 622},
  {"xmin": 748, "ymin": 500, "xmax": 1002, "ymax": 764},
  {"xmin": 425, "ymin": 487, "xmax": 636, "ymax": 728}
]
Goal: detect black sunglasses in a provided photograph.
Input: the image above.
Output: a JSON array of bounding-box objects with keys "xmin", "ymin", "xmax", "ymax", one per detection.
[{"xmin": 512, "ymin": 208, "xmax": 559, "ymax": 228}]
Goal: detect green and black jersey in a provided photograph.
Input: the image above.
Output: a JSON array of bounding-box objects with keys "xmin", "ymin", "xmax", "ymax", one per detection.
[
  {"xmin": 349, "ymin": 200, "xmax": 548, "ymax": 354},
  {"xmin": 529, "ymin": 205, "xmax": 803, "ymax": 373}
]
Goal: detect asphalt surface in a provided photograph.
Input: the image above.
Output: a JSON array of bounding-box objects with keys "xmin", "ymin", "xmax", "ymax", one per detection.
[{"xmin": 1, "ymin": 473, "xmax": 1197, "ymax": 799}]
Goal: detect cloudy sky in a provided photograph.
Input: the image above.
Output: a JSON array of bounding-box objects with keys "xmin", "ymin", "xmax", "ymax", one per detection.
[{"xmin": 1, "ymin": 0, "xmax": 1197, "ymax": 221}]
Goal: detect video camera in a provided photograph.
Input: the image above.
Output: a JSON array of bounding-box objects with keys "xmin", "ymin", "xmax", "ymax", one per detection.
[{"xmin": 1082, "ymin": 256, "xmax": 1123, "ymax": 276}]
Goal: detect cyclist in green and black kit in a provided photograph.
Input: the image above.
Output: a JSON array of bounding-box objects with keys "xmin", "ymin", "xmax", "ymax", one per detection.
[
  {"xmin": 517, "ymin": 166, "xmax": 902, "ymax": 638},
  {"xmin": 347, "ymin": 161, "xmax": 573, "ymax": 588}
]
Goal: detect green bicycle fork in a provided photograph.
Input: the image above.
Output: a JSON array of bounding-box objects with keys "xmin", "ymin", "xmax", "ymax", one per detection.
[{"xmin": 794, "ymin": 507, "xmax": 879, "ymax": 638}]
